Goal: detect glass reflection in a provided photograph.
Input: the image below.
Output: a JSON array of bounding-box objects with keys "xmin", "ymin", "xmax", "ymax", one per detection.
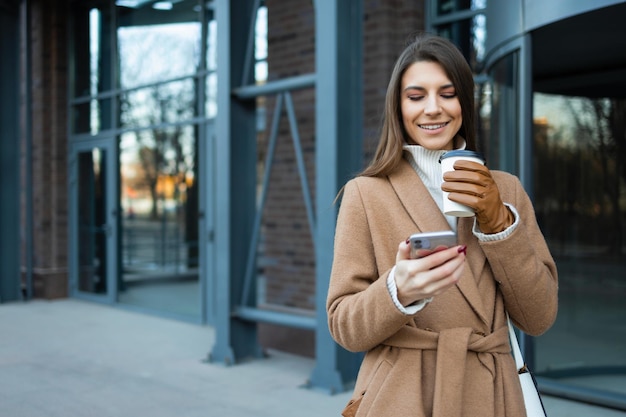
[
  {"xmin": 533, "ymin": 93, "xmax": 626, "ymax": 394},
  {"xmin": 72, "ymin": 98, "xmax": 113, "ymax": 134},
  {"xmin": 437, "ymin": 14, "xmax": 486, "ymax": 71},
  {"xmin": 77, "ymin": 148, "xmax": 108, "ymax": 294},
  {"xmin": 117, "ymin": 1, "xmax": 201, "ymax": 89},
  {"xmin": 485, "ymin": 52, "xmax": 518, "ymax": 173},
  {"xmin": 436, "ymin": 0, "xmax": 486, "ymax": 15},
  {"xmin": 71, "ymin": 4, "xmax": 115, "ymax": 134},
  {"xmin": 118, "ymin": 125, "xmax": 199, "ymax": 318},
  {"xmin": 120, "ymin": 80, "xmax": 196, "ymax": 130},
  {"xmin": 72, "ymin": 5, "xmax": 114, "ymax": 98}
]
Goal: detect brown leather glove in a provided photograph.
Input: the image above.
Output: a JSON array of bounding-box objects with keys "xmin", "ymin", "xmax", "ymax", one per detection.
[{"xmin": 441, "ymin": 160, "xmax": 514, "ymax": 234}]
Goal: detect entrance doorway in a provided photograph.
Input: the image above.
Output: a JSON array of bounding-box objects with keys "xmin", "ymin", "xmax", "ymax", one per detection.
[
  {"xmin": 69, "ymin": 132, "xmax": 202, "ymax": 321},
  {"xmin": 70, "ymin": 139, "xmax": 118, "ymax": 303},
  {"xmin": 67, "ymin": 0, "xmax": 213, "ymax": 323}
]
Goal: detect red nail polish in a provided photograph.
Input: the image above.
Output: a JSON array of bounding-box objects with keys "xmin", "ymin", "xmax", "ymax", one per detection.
[
  {"xmin": 457, "ymin": 245, "xmax": 467, "ymax": 254},
  {"xmin": 406, "ymin": 237, "xmax": 411, "ymax": 245}
]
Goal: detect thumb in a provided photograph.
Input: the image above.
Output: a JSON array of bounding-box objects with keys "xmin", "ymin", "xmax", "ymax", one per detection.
[{"xmin": 396, "ymin": 238, "xmax": 411, "ymax": 262}]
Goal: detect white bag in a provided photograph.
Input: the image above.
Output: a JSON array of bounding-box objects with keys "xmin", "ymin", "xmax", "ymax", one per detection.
[{"xmin": 507, "ymin": 315, "xmax": 548, "ymax": 417}]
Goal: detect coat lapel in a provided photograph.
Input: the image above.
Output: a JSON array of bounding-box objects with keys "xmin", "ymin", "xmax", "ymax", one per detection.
[
  {"xmin": 387, "ymin": 159, "xmax": 450, "ymax": 233},
  {"xmin": 457, "ymin": 217, "xmax": 489, "ymax": 324},
  {"xmin": 388, "ymin": 159, "xmax": 489, "ymax": 325}
]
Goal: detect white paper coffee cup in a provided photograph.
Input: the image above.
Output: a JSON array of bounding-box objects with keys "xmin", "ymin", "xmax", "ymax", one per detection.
[{"xmin": 440, "ymin": 150, "xmax": 486, "ymax": 217}]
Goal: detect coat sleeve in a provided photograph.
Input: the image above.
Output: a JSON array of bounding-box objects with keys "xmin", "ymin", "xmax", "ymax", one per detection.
[
  {"xmin": 326, "ymin": 179, "xmax": 415, "ymax": 352},
  {"xmin": 483, "ymin": 173, "xmax": 559, "ymax": 335}
]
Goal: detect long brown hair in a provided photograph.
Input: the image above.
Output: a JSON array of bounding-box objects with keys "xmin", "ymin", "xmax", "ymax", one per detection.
[{"xmin": 360, "ymin": 34, "xmax": 477, "ymax": 178}]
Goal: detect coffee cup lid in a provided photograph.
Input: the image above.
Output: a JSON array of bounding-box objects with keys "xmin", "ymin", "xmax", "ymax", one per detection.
[{"xmin": 439, "ymin": 150, "xmax": 485, "ymax": 163}]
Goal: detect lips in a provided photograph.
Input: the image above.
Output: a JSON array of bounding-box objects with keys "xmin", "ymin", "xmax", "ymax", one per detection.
[{"xmin": 419, "ymin": 122, "xmax": 449, "ymax": 130}]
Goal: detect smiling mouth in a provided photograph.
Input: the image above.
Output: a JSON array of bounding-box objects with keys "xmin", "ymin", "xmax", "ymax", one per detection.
[{"xmin": 419, "ymin": 122, "xmax": 449, "ymax": 130}]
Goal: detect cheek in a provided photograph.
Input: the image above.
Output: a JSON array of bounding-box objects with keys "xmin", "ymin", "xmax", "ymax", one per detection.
[
  {"xmin": 451, "ymin": 101, "xmax": 462, "ymax": 118},
  {"xmin": 401, "ymin": 102, "xmax": 417, "ymax": 123},
  {"xmin": 401, "ymin": 112, "xmax": 415, "ymax": 132}
]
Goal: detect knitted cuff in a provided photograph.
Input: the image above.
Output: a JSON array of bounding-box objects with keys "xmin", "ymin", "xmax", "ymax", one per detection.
[{"xmin": 386, "ymin": 266, "xmax": 432, "ymax": 315}]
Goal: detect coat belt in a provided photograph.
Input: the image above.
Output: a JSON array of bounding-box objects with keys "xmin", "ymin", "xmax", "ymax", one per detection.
[{"xmin": 382, "ymin": 325, "xmax": 513, "ymax": 417}]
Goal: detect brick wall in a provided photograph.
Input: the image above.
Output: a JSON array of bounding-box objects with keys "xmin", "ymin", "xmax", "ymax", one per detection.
[
  {"xmin": 261, "ymin": 0, "xmax": 424, "ymax": 356},
  {"xmin": 27, "ymin": 0, "xmax": 69, "ymax": 299},
  {"xmin": 362, "ymin": 0, "xmax": 425, "ymax": 158},
  {"xmin": 262, "ymin": 1, "xmax": 317, "ymax": 312}
]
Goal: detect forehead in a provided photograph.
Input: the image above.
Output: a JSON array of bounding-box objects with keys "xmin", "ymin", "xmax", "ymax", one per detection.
[{"xmin": 401, "ymin": 61, "xmax": 452, "ymax": 88}]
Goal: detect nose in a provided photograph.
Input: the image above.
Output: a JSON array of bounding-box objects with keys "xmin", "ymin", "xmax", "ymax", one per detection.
[{"xmin": 424, "ymin": 96, "xmax": 441, "ymax": 115}]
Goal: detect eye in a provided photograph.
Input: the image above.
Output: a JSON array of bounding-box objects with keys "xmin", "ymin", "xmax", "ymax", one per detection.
[
  {"xmin": 407, "ymin": 95, "xmax": 424, "ymax": 101},
  {"xmin": 440, "ymin": 90, "xmax": 457, "ymax": 99}
]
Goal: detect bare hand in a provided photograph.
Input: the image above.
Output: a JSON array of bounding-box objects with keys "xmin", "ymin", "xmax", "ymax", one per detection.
[{"xmin": 393, "ymin": 239, "xmax": 466, "ymax": 307}]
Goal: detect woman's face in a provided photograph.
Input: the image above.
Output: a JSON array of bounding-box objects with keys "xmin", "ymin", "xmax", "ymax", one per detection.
[{"xmin": 400, "ymin": 61, "xmax": 462, "ymax": 150}]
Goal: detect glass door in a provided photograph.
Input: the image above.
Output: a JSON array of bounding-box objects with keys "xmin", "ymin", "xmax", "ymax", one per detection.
[
  {"xmin": 69, "ymin": 139, "xmax": 118, "ymax": 302},
  {"xmin": 116, "ymin": 125, "xmax": 201, "ymax": 321}
]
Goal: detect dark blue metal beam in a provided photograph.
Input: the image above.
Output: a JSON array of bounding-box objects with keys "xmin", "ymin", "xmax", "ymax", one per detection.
[
  {"xmin": 209, "ymin": 0, "xmax": 263, "ymax": 365},
  {"xmin": 309, "ymin": 0, "xmax": 364, "ymax": 394}
]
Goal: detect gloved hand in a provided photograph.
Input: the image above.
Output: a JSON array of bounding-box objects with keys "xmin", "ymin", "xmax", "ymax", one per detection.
[{"xmin": 441, "ymin": 160, "xmax": 514, "ymax": 234}]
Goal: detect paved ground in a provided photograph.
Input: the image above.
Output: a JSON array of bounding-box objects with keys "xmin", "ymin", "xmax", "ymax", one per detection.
[{"xmin": 1, "ymin": 299, "xmax": 625, "ymax": 417}]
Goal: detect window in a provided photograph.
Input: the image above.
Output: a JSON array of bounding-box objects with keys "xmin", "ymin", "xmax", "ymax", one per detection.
[
  {"xmin": 430, "ymin": 0, "xmax": 486, "ymax": 71},
  {"xmin": 532, "ymin": 93, "xmax": 626, "ymax": 395}
]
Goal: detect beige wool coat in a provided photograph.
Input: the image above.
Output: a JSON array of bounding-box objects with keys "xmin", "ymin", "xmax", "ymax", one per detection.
[{"xmin": 327, "ymin": 158, "xmax": 558, "ymax": 417}]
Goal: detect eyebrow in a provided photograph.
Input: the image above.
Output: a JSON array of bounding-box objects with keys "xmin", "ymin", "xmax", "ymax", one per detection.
[{"xmin": 403, "ymin": 83, "xmax": 455, "ymax": 92}]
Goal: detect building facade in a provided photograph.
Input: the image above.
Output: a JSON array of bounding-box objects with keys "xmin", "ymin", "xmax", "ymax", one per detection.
[
  {"xmin": 479, "ymin": 0, "xmax": 626, "ymax": 409},
  {"xmin": 0, "ymin": 0, "xmax": 624, "ymax": 409}
]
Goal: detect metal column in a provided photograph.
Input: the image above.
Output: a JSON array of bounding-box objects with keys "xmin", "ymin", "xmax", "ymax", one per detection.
[
  {"xmin": 209, "ymin": 0, "xmax": 262, "ymax": 365},
  {"xmin": 209, "ymin": 1, "xmax": 365, "ymax": 390},
  {"xmin": 309, "ymin": 0, "xmax": 364, "ymax": 394}
]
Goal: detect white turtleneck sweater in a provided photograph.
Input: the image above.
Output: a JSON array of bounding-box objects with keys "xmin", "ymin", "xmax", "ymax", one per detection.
[{"xmin": 402, "ymin": 143, "xmax": 466, "ymax": 231}]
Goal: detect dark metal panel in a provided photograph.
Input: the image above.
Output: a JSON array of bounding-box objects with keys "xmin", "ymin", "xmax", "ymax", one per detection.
[
  {"xmin": 0, "ymin": 5, "xmax": 21, "ymax": 302},
  {"xmin": 530, "ymin": 3, "xmax": 626, "ymax": 98},
  {"xmin": 308, "ymin": 0, "xmax": 364, "ymax": 394},
  {"xmin": 0, "ymin": 0, "xmax": 20, "ymax": 13},
  {"xmin": 524, "ymin": 0, "xmax": 623, "ymax": 32},
  {"xmin": 484, "ymin": 0, "xmax": 522, "ymax": 54}
]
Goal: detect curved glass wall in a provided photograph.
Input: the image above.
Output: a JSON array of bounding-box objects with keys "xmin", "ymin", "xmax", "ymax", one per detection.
[
  {"xmin": 484, "ymin": 47, "xmax": 626, "ymax": 410},
  {"xmin": 434, "ymin": 0, "xmax": 626, "ymax": 407},
  {"xmin": 533, "ymin": 93, "xmax": 626, "ymax": 397},
  {"xmin": 482, "ymin": 52, "xmax": 519, "ymax": 173}
]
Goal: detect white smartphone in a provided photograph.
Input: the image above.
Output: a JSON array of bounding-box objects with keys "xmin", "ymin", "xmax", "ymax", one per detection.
[{"xmin": 409, "ymin": 230, "xmax": 457, "ymax": 259}]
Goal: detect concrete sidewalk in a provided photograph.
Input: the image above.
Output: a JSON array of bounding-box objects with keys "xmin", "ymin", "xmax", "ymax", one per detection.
[{"xmin": 1, "ymin": 299, "xmax": 624, "ymax": 417}]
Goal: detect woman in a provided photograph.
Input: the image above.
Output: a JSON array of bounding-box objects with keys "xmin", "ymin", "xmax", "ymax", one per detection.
[{"xmin": 326, "ymin": 34, "xmax": 558, "ymax": 417}]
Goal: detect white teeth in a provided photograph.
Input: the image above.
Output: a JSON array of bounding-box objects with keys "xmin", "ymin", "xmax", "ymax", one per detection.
[{"xmin": 420, "ymin": 123, "xmax": 447, "ymax": 130}]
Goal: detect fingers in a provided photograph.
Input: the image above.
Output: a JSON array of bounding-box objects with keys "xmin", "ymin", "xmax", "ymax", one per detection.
[
  {"xmin": 413, "ymin": 244, "xmax": 463, "ymax": 269},
  {"xmin": 441, "ymin": 182, "xmax": 485, "ymax": 199},
  {"xmin": 442, "ymin": 161, "xmax": 492, "ymax": 187},
  {"xmin": 417, "ymin": 251, "xmax": 465, "ymax": 296},
  {"xmin": 394, "ymin": 245, "xmax": 466, "ymax": 306},
  {"xmin": 441, "ymin": 160, "xmax": 495, "ymax": 210},
  {"xmin": 445, "ymin": 191, "xmax": 482, "ymax": 212},
  {"xmin": 441, "ymin": 160, "xmax": 513, "ymax": 233},
  {"xmin": 396, "ymin": 238, "xmax": 412, "ymax": 263},
  {"xmin": 452, "ymin": 159, "xmax": 488, "ymax": 173}
]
